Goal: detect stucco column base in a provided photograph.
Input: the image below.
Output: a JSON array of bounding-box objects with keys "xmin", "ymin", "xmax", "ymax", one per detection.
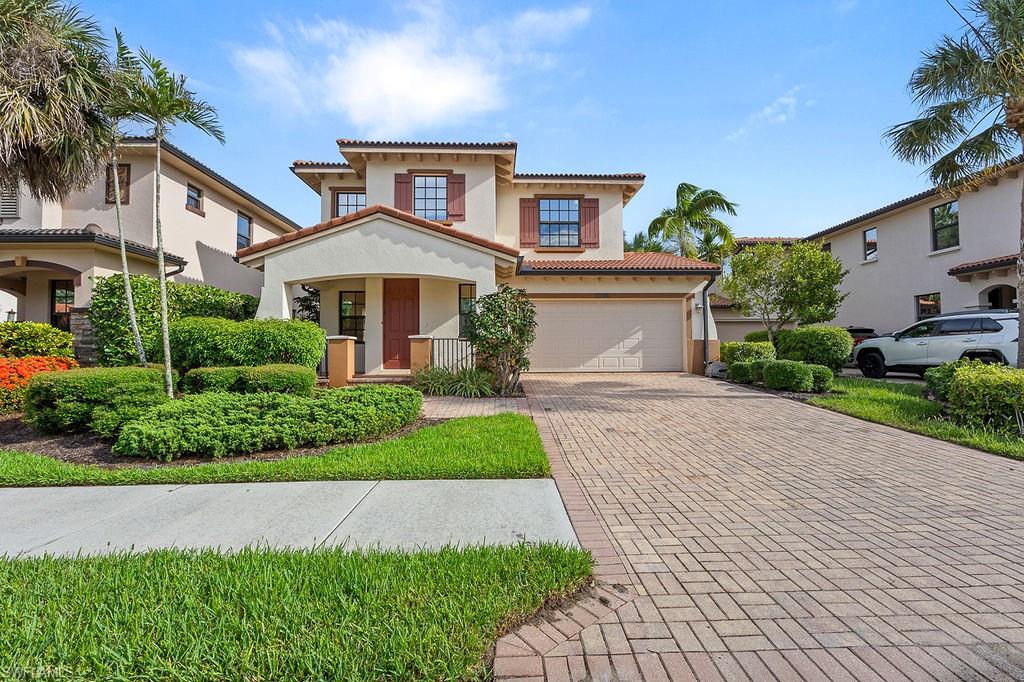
[
  {"xmin": 409, "ymin": 335, "xmax": 432, "ymax": 373},
  {"xmin": 689, "ymin": 339, "xmax": 720, "ymax": 375},
  {"xmin": 326, "ymin": 336, "xmax": 357, "ymax": 387}
]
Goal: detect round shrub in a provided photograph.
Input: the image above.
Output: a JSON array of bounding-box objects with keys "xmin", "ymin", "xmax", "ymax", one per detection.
[
  {"xmin": 947, "ymin": 362, "xmax": 1024, "ymax": 435},
  {"xmin": 775, "ymin": 326, "xmax": 853, "ymax": 371},
  {"xmin": 0, "ymin": 356, "xmax": 78, "ymax": 413},
  {"xmin": 114, "ymin": 384, "xmax": 423, "ymax": 460},
  {"xmin": 0, "ymin": 322, "xmax": 74, "ymax": 358},
  {"xmin": 743, "ymin": 330, "xmax": 770, "ymax": 343},
  {"xmin": 807, "ymin": 364, "xmax": 834, "ymax": 393},
  {"xmin": 924, "ymin": 358, "xmax": 983, "ymax": 401},
  {"xmin": 761, "ymin": 359, "xmax": 814, "ymax": 392},
  {"xmin": 169, "ymin": 317, "xmax": 326, "ymax": 372},
  {"xmin": 749, "ymin": 359, "xmax": 769, "ymax": 384},
  {"xmin": 182, "ymin": 364, "xmax": 317, "ymax": 396},
  {"xmin": 168, "ymin": 317, "xmax": 239, "ymax": 371},
  {"xmin": 719, "ymin": 341, "xmax": 776, "ymax": 366},
  {"xmin": 727, "ymin": 361, "xmax": 753, "ymax": 384}
]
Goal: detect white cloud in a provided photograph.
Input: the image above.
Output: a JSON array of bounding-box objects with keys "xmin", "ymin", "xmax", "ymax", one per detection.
[
  {"xmin": 726, "ymin": 86, "xmax": 805, "ymax": 142},
  {"xmin": 835, "ymin": 0, "xmax": 859, "ymax": 15},
  {"xmin": 230, "ymin": 3, "xmax": 592, "ymax": 137}
]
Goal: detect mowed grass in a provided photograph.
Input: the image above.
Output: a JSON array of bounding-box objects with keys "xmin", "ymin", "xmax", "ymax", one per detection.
[
  {"xmin": 0, "ymin": 413, "xmax": 550, "ymax": 487},
  {"xmin": 0, "ymin": 544, "xmax": 591, "ymax": 680},
  {"xmin": 809, "ymin": 377, "xmax": 1024, "ymax": 460}
]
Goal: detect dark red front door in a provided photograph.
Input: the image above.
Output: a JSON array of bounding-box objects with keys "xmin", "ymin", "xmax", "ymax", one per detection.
[{"xmin": 383, "ymin": 279, "xmax": 419, "ymax": 369}]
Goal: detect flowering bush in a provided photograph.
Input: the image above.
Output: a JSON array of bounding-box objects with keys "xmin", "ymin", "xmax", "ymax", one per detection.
[{"xmin": 0, "ymin": 356, "xmax": 79, "ymax": 414}]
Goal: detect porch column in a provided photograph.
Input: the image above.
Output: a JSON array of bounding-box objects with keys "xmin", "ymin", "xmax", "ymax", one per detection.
[
  {"xmin": 255, "ymin": 280, "xmax": 291, "ymax": 319},
  {"xmin": 326, "ymin": 335, "xmax": 357, "ymax": 387},
  {"xmin": 409, "ymin": 335, "xmax": 433, "ymax": 372}
]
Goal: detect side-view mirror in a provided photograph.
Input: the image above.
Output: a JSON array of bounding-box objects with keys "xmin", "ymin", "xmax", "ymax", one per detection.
[{"xmin": 893, "ymin": 333, "xmax": 901, "ymax": 342}]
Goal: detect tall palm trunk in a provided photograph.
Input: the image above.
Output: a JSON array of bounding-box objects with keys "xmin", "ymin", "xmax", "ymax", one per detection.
[
  {"xmin": 153, "ymin": 125, "xmax": 173, "ymax": 397},
  {"xmin": 110, "ymin": 134, "xmax": 147, "ymax": 366}
]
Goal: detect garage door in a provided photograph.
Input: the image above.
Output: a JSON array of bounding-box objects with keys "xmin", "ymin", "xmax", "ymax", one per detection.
[{"xmin": 529, "ymin": 299, "xmax": 685, "ymax": 371}]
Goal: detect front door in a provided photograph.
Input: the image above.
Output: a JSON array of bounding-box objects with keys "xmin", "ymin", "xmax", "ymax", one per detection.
[{"xmin": 383, "ymin": 279, "xmax": 419, "ymax": 369}]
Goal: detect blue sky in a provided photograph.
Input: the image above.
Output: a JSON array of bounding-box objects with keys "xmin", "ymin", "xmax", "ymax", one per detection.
[{"xmin": 87, "ymin": 0, "xmax": 962, "ymax": 239}]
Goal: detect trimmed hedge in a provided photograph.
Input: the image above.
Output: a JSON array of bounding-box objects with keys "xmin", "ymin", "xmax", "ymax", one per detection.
[
  {"xmin": 808, "ymin": 364, "xmax": 834, "ymax": 393},
  {"xmin": 924, "ymin": 358, "xmax": 983, "ymax": 401},
  {"xmin": 0, "ymin": 322, "xmax": 74, "ymax": 358},
  {"xmin": 743, "ymin": 330, "xmax": 771, "ymax": 343},
  {"xmin": 114, "ymin": 385, "xmax": 423, "ymax": 460},
  {"xmin": 23, "ymin": 366, "xmax": 172, "ymax": 435},
  {"xmin": 182, "ymin": 364, "xmax": 317, "ymax": 396},
  {"xmin": 169, "ymin": 317, "xmax": 326, "ymax": 372},
  {"xmin": 0, "ymin": 356, "xmax": 78, "ymax": 413},
  {"xmin": 762, "ymin": 359, "xmax": 815, "ymax": 392},
  {"xmin": 719, "ymin": 341, "xmax": 776, "ymax": 366},
  {"xmin": 749, "ymin": 359, "xmax": 769, "ymax": 384},
  {"xmin": 726, "ymin": 361, "xmax": 753, "ymax": 384},
  {"xmin": 947, "ymin": 362, "xmax": 1024, "ymax": 436},
  {"xmin": 775, "ymin": 326, "xmax": 853, "ymax": 371},
  {"xmin": 88, "ymin": 274, "xmax": 259, "ymax": 366}
]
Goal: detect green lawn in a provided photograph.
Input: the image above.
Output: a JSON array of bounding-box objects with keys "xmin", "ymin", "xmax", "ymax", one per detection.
[
  {"xmin": 809, "ymin": 377, "xmax": 1024, "ymax": 460},
  {"xmin": 0, "ymin": 413, "xmax": 550, "ymax": 487},
  {"xmin": 0, "ymin": 544, "xmax": 590, "ymax": 680}
]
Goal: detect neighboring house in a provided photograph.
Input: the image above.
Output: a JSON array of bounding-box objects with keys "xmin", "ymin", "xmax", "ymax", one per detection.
[
  {"xmin": 239, "ymin": 139, "xmax": 721, "ymax": 375},
  {"xmin": 0, "ymin": 137, "xmax": 299, "ymax": 355},
  {"xmin": 809, "ymin": 161, "xmax": 1023, "ymax": 334},
  {"xmin": 709, "ymin": 237, "xmax": 795, "ymax": 342}
]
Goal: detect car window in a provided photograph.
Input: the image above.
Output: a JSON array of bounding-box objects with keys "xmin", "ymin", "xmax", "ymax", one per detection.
[
  {"xmin": 980, "ymin": 318, "xmax": 1005, "ymax": 332},
  {"xmin": 936, "ymin": 318, "xmax": 979, "ymax": 336},
  {"xmin": 901, "ymin": 321, "xmax": 939, "ymax": 338}
]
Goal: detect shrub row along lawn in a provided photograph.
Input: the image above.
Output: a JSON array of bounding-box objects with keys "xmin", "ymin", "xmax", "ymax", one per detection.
[
  {"xmin": 808, "ymin": 377, "xmax": 1024, "ymax": 460},
  {"xmin": 0, "ymin": 414, "xmax": 550, "ymax": 486},
  {"xmin": 0, "ymin": 544, "xmax": 591, "ymax": 680}
]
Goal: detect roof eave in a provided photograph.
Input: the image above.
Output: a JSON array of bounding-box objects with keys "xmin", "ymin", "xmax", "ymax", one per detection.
[
  {"xmin": 0, "ymin": 232, "xmax": 187, "ymax": 265},
  {"xmin": 517, "ymin": 267, "xmax": 720, "ymax": 277}
]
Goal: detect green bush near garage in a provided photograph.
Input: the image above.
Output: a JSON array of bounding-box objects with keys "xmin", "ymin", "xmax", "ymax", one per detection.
[
  {"xmin": 169, "ymin": 317, "xmax": 326, "ymax": 372},
  {"xmin": 775, "ymin": 325, "xmax": 853, "ymax": 372},
  {"xmin": 946, "ymin": 362, "xmax": 1024, "ymax": 436},
  {"xmin": 719, "ymin": 341, "xmax": 776, "ymax": 366},
  {"xmin": 924, "ymin": 358, "xmax": 984, "ymax": 402},
  {"xmin": 743, "ymin": 330, "xmax": 770, "ymax": 343},
  {"xmin": 761, "ymin": 359, "xmax": 815, "ymax": 392},
  {"xmin": 726, "ymin": 361, "xmax": 754, "ymax": 384},
  {"xmin": 0, "ymin": 321, "xmax": 74, "ymax": 358},
  {"xmin": 181, "ymin": 364, "xmax": 317, "ymax": 396},
  {"xmin": 808, "ymin": 363, "xmax": 834, "ymax": 393}
]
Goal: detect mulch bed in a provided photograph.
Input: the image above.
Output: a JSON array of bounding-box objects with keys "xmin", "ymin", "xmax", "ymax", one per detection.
[{"xmin": 0, "ymin": 414, "xmax": 443, "ymax": 469}]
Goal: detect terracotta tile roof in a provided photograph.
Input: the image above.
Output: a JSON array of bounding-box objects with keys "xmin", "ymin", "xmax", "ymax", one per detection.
[
  {"xmin": 336, "ymin": 138, "xmax": 517, "ymax": 150},
  {"xmin": 0, "ymin": 226, "xmax": 187, "ymax": 265},
  {"xmin": 291, "ymin": 160, "xmax": 352, "ymax": 169},
  {"xmin": 735, "ymin": 236, "xmax": 796, "ymax": 246},
  {"xmin": 236, "ymin": 204, "xmax": 519, "ymax": 259},
  {"xmin": 948, "ymin": 252, "xmax": 1021, "ymax": 276},
  {"xmin": 514, "ymin": 172, "xmax": 645, "ymax": 181},
  {"xmin": 520, "ymin": 251, "xmax": 720, "ymax": 275}
]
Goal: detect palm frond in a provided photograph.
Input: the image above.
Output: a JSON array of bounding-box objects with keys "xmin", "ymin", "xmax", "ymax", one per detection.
[
  {"xmin": 909, "ymin": 35, "xmax": 995, "ymax": 105},
  {"xmin": 689, "ymin": 189, "xmax": 738, "ymax": 217},
  {"xmin": 885, "ymin": 98, "xmax": 990, "ymax": 163},
  {"xmin": 928, "ymin": 121, "xmax": 1018, "ymax": 187}
]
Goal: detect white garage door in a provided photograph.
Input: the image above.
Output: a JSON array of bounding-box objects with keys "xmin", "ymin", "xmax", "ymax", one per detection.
[{"xmin": 529, "ymin": 299, "xmax": 685, "ymax": 371}]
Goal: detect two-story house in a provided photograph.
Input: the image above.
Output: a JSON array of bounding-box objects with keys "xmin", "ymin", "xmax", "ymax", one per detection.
[
  {"xmin": 809, "ymin": 160, "xmax": 1023, "ymax": 334},
  {"xmin": 238, "ymin": 139, "xmax": 720, "ymax": 375},
  {"xmin": 0, "ymin": 136, "xmax": 299, "ymax": 343}
]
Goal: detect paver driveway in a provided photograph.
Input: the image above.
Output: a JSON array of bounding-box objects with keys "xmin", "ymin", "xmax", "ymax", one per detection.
[{"xmin": 495, "ymin": 373, "xmax": 1024, "ymax": 681}]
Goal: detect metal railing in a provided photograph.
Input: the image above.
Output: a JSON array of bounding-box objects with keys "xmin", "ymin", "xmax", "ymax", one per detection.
[{"xmin": 432, "ymin": 337, "xmax": 475, "ymax": 371}]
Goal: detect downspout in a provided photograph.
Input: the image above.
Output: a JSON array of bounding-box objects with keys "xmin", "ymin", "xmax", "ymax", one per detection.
[
  {"xmin": 703, "ymin": 274, "xmax": 716, "ymax": 370},
  {"xmin": 166, "ymin": 263, "xmax": 186, "ymax": 277}
]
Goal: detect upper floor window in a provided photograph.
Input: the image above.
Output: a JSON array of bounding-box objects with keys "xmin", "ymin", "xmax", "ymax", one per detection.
[
  {"xmin": 237, "ymin": 211, "xmax": 252, "ymax": 249},
  {"xmin": 105, "ymin": 163, "xmax": 131, "ymax": 205},
  {"xmin": 0, "ymin": 182, "xmax": 18, "ymax": 219},
  {"xmin": 915, "ymin": 292, "xmax": 941, "ymax": 320},
  {"xmin": 334, "ymin": 190, "xmax": 366, "ymax": 218},
  {"xmin": 931, "ymin": 200, "xmax": 959, "ymax": 251},
  {"xmin": 863, "ymin": 227, "xmax": 878, "ymax": 261},
  {"xmin": 185, "ymin": 184, "xmax": 204, "ymax": 216},
  {"xmin": 413, "ymin": 175, "xmax": 447, "ymax": 221},
  {"xmin": 539, "ymin": 198, "xmax": 580, "ymax": 247}
]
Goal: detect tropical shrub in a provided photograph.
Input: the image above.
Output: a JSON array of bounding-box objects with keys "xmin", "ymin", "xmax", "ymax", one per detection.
[
  {"xmin": 88, "ymin": 275, "xmax": 259, "ymax": 365},
  {"xmin": 181, "ymin": 364, "xmax": 317, "ymax": 396},
  {"xmin": 114, "ymin": 385, "xmax": 423, "ymax": 460},
  {"xmin": 169, "ymin": 317, "xmax": 326, "ymax": 372},
  {"xmin": 807, "ymin": 363, "xmax": 834, "ymax": 393},
  {"xmin": 411, "ymin": 365, "xmax": 495, "ymax": 398},
  {"xmin": 947, "ymin": 362, "xmax": 1024, "ymax": 436},
  {"xmin": 761, "ymin": 359, "xmax": 815, "ymax": 392},
  {"xmin": 0, "ymin": 356, "xmax": 78, "ymax": 413},
  {"xmin": 23, "ymin": 366, "xmax": 172, "ymax": 434},
  {"xmin": 0, "ymin": 321, "xmax": 74, "ymax": 358},
  {"xmin": 743, "ymin": 330, "xmax": 770, "ymax": 343},
  {"xmin": 466, "ymin": 285, "xmax": 536, "ymax": 397},
  {"xmin": 924, "ymin": 358, "xmax": 983, "ymax": 401},
  {"xmin": 726, "ymin": 361, "xmax": 753, "ymax": 384},
  {"xmin": 719, "ymin": 341, "xmax": 775, "ymax": 366},
  {"xmin": 776, "ymin": 326, "xmax": 853, "ymax": 371}
]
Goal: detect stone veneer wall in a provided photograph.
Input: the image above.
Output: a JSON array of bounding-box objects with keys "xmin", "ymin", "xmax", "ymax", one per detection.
[{"xmin": 70, "ymin": 308, "xmax": 97, "ymax": 366}]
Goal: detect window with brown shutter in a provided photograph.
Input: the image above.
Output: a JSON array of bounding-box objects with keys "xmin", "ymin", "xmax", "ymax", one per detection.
[
  {"xmin": 105, "ymin": 163, "xmax": 131, "ymax": 205},
  {"xmin": 519, "ymin": 197, "xmax": 538, "ymax": 247},
  {"xmin": 447, "ymin": 173, "xmax": 465, "ymax": 221},
  {"xmin": 394, "ymin": 173, "xmax": 412, "ymax": 212},
  {"xmin": 580, "ymin": 198, "xmax": 600, "ymax": 248}
]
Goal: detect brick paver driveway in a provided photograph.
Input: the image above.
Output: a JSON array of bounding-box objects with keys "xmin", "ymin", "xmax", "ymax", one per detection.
[{"xmin": 495, "ymin": 373, "xmax": 1024, "ymax": 681}]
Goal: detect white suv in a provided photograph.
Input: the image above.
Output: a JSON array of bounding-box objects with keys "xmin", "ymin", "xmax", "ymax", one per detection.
[{"xmin": 855, "ymin": 310, "xmax": 1019, "ymax": 378}]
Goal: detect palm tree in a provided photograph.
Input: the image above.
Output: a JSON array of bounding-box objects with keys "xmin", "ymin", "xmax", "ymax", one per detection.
[
  {"xmin": 886, "ymin": 0, "xmax": 1024, "ymax": 367},
  {"xmin": 0, "ymin": 0, "xmax": 110, "ymax": 200},
  {"xmin": 104, "ymin": 31, "xmax": 147, "ymax": 365},
  {"xmin": 647, "ymin": 182, "xmax": 738, "ymax": 264},
  {"xmin": 624, "ymin": 232, "xmax": 670, "ymax": 253},
  {"xmin": 128, "ymin": 50, "xmax": 224, "ymax": 396}
]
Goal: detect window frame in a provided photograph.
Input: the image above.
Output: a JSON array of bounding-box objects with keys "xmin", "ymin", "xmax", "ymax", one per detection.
[
  {"xmin": 458, "ymin": 283, "xmax": 476, "ymax": 338},
  {"xmin": 412, "ymin": 174, "xmax": 448, "ymax": 221},
  {"xmin": 185, "ymin": 184, "xmax": 204, "ymax": 216},
  {"xmin": 331, "ymin": 188, "xmax": 367, "ymax": 218},
  {"xmin": 914, "ymin": 292, "xmax": 941, "ymax": 321},
  {"xmin": 49, "ymin": 279, "xmax": 74, "ymax": 332},
  {"xmin": 537, "ymin": 196, "xmax": 582, "ymax": 248},
  {"xmin": 236, "ymin": 211, "xmax": 253, "ymax": 250},
  {"xmin": 930, "ymin": 200, "xmax": 960, "ymax": 251},
  {"xmin": 339, "ymin": 290, "xmax": 366, "ymax": 344},
  {"xmin": 863, "ymin": 227, "xmax": 878, "ymax": 261},
  {"xmin": 104, "ymin": 163, "xmax": 131, "ymax": 205}
]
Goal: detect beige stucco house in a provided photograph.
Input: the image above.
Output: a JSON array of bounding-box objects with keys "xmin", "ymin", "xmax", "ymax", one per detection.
[
  {"xmin": 239, "ymin": 139, "xmax": 721, "ymax": 375},
  {"xmin": 0, "ymin": 137, "xmax": 298, "ymax": 351}
]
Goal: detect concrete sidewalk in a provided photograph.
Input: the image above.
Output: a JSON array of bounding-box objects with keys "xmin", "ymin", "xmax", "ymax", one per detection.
[{"xmin": 0, "ymin": 479, "xmax": 578, "ymax": 557}]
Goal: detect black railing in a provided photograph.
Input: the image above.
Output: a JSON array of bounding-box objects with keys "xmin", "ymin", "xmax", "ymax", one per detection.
[
  {"xmin": 317, "ymin": 341, "xmax": 328, "ymax": 378},
  {"xmin": 432, "ymin": 338, "xmax": 475, "ymax": 371}
]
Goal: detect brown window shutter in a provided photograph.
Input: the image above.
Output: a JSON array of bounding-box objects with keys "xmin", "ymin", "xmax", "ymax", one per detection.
[
  {"xmin": 581, "ymin": 198, "xmax": 600, "ymax": 248},
  {"xmin": 394, "ymin": 173, "xmax": 412, "ymax": 212},
  {"xmin": 519, "ymin": 197, "xmax": 539, "ymax": 248},
  {"xmin": 447, "ymin": 173, "xmax": 466, "ymax": 221}
]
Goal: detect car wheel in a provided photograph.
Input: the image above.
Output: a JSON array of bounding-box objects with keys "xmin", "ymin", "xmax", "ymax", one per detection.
[{"xmin": 858, "ymin": 351, "xmax": 887, "ymax": 378}]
